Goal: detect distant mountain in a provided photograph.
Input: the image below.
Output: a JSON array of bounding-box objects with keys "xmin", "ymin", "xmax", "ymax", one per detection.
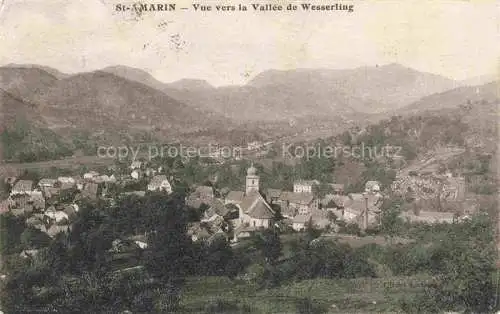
[
  {"xmin": 167, "ymin": 79, "xmax": 213, "ymax": 90},
  {"xmin": 102, "ymin": 65, "xmax": 170, "ymax": 92},
  {"xmin": 248, "ymin": 63, "xmax": 460, "ymax": 111},
  {"xmin": 0, "ymin": 66, "xmax": 234, "ymax": 144},
  {"xmin": 460, "ymin": 74, "xmax": 497, "ymax": 87},
  {"xmin": 3, "ymin": 63, "xmax": 70, "ymax": 79},
  {"xmin": 166, "ymin": 64, "xmax": 461, "ymax": 121},
  {"xmin": 397, "ymin": 81, "xmax": 499, "ymax": 115},
  {"xmin": 101, "ymin": 64, "xmax": 461, "ymax": 122},
  {"xmin": 0, "ymin": 66, "xmax": 59, "ymax": 100}
]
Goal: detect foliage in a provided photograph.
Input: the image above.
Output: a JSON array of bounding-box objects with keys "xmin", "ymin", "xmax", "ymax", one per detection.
[
  {"xmin": 0, "ymin": 213, "xmax": 27, "ymax": 254},
  {"xmin": 1, "ymin": 124, "xmax": 74, "ymax": 162},
  {"xmin": 20, "ymin": 227, "xmax": 52, "ymax": 249},
  {"xmin": 252, "ymin": 229, "xmax": 283, "ymax": 266}
]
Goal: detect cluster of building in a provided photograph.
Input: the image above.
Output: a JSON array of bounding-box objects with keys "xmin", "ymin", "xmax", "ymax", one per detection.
[
  {"xmin": 185, "ymin": 165, "xmax": 386, "ymax": 242},
  {"xmin": 391, "ymin": 172, "xmax": 466, "ymax": 202},
  {"xmin": 0, "ymin": 163, "xmax": 175, "ymax": 242},
  {"xmin": 1, "ymin": 156, "xmax": 476, "ymax": 251}
]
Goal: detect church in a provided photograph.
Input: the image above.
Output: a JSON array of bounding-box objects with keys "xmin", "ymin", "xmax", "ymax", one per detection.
[{"xmin": 225, "ymin": 164, "xmax": 275, "ymax": 237}]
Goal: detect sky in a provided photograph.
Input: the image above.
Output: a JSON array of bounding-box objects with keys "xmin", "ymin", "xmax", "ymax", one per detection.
[{"xmin": 0, "ymin": 0, "xmax": 499, "ymax": 86}]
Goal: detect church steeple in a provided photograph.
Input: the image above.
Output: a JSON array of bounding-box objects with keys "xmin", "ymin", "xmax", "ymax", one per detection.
[{"xmin": 246, "ymin": 163, "xmax": 259, "ymax": 194}]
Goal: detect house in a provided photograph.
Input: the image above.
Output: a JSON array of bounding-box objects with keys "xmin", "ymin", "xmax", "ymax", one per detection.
[
  {"xmin": 44, "ymin": 209, "xmax": 69, "ymax": 223},
  {"xmin": 10, "ymin": 180, "xmax": 33, "ymax": 196},
  {"xmin": 41, "ymin": 186, "xmax": 61, "ymax": 199},
  {"xmin": 278, "ymin": 192, "xmax": 316, "ymax": 217},
  {"xmin": 225, "ymin": 191, "xmax": 244, "ymax": 205},
  {"xmin": 82, "ymin": 182, "xmax": 99, "ymax": 200},
  {"xmin": 9, "ymin": 194, "xmax": 34, "ymax": 216},
  {"xmin": 292, "ymin": 209, "xmax": 330, "ymax": 231},
  {"xmin": 226, "ymin": 165, "xmax": 275, "ymax": 239},
  {"xmin": 328, "ymin": 183, "xmax": 345, "ymax": 195},
  {"xmin": 83, "ymin": 171, "xmax": 100, "ymax": 180},
  {"xmin": 147, "ymin": 175, "xmax": 172, "ymax": 194},
  {"xmin": 341, "ymin": 193, "xmax": 383, "ymax": 229},
  {"xmin": 30, "ymin": 193, "xmax": 46, "ymax": 210},
  {"xmin": 247, "ymin": 141, "xmax": 262, "ymax": 150},
  {"xmin": 8, "ymin": 194, "xmax": 33, "ymax": 214},
  {"xmin": 130, "ymin": 161, "xmax": 142, "ymax": 170},
  {"xmin": 131, "ymin": 169, "xmax": 143, "ymax": 180},
  {"xmin": 75, "ymin": 177, "xmax": 85, "ymax": 190},
  {"xmin": 237, "ymin": 192, "xmax": 275, "ymax": 229},
  {"xmin": 145, "ymin": 168, "xmax": 158, "ymax": 177},
  {"xmin": 58, "ymin": 177, "xmax": 75, "ymax": 185},
  {"xmin": 187, "ymin": 222, "xmax": 213, "ymax": 242},
  {"xmin": 46, "ymin": 224, "xmax": 71, "ymax": 238},
  {"xmin": 266, "ymin": 188, "xmax": 282, "ymax": 204},
  {"xmin": 293, "ymin": 180, "xmax": 320, "ymax": 194},
  {"xmin": 292, "ymin": 214, "xmax": 311, "ymax": 231},
  {"xmin": 203, "ymin": 199, "xmax": 238, "ymax": 221},
  {"xmin": 38, "ymin": 178, "xmax": 57, "ymax": 188},
  {"xmin": 365, "ymin": 180, "xmax": 381, "ymax": 193}
]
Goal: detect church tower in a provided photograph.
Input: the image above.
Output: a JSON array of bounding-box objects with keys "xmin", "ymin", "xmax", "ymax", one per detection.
[{"xmin": 245, "ymin": 163, "xmax": 259, "ymax": 194}]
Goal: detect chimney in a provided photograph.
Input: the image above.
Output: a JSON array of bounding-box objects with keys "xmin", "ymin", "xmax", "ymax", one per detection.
[{"xmin": 363, "ymin": 192, "xmax": 369, "ymax": 231}]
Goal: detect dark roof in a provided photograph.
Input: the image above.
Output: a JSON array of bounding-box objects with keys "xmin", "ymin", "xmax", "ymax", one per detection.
[
  {"xmin": 294, "ymin": 180, "xmax": 320, "ymax": 185},
  {"xmin": 266, "ymin": 188, "xmax": 282, "ymax": 198},
  {"xmin": 149, "ymin": 175, "xmax": 168, "ymax": 186},
  {"xmin": 205, "ymin": 199, "xmax": 230, "ymax": 218},
  {"xmin": 279, "ymin": 191, "xmax": 314, "ymax": 205},
  {"xmin": 226, "ymin": 191, "xmax": 244, "ymax": 203},
  {"xmin": 248, "ymin": 199, "xmax": 275, "ymax": 219},
  {"xmin": 240, "ymin": 192, "xmax": 274, "ymax": 219}
]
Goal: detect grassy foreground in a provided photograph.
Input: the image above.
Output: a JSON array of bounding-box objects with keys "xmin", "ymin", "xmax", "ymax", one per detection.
[{"xmin": 179, "ymin": 275, "xmax": 432, "ymax": 313}]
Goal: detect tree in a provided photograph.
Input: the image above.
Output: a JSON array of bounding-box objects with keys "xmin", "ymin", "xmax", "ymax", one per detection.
[
  {"xmin": 20, "ymin": 227, "xmax": 52, "ymax": 249},
  {"xmin": 259, "ymin": 229, "xmax": 283, "ymax": 266},
  {"xmin": 401, "ymin": 214, "xmax": 497, "ymax": 313},
  {"xmin": 0, "ymin": 213, "xmax": 26, "ymax": 254},
  {"xmin": 380, "ymin": 203, "xmax": 404, "ymax": 237}
]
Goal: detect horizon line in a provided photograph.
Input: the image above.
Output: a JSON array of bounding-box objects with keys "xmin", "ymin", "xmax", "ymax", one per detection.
[{"xmin": 1, "ymin": 61, "xmax": 496, "ymax": 88}]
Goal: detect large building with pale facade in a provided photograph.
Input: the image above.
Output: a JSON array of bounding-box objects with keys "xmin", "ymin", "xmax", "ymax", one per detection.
[{"xmin": 225, "ymin": 165, "xmax": 275, "ymax": 240}]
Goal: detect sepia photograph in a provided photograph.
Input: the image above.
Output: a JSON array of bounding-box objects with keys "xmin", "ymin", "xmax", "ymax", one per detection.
[{"xmin": 0, "ymin": 0, "xmax": 499, "ymax": 313}]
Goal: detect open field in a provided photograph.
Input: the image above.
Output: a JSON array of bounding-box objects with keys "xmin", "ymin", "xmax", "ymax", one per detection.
[
  {"xmin": 0, "ymin": 155, "xmax": 115, "ymax": 176},
  {"xmin": 179, "ymin": 275, "xmax": 432, "ymax": 313}
]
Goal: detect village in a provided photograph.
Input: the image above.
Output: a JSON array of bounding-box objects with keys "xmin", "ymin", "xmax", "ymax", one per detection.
[{"xmin": 0, "ymin": 152, "xmax": 478, "ymax": 262}]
